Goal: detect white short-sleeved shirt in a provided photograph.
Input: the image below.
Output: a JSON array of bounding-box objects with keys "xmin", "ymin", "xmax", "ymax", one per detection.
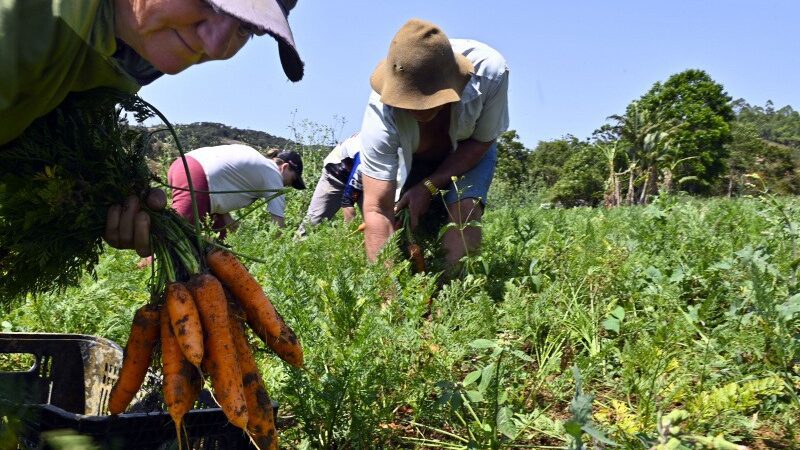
[
  {"xmin": 187, "ymin": 144, "xmax": 286, "ymax": 217},
  {"xmin": 323, "ymin": 133, "xmax": 361, "ymax": 166},
  {"xmin": 359, "ymin": 38, "xmax": 510, "ymax": 188}
]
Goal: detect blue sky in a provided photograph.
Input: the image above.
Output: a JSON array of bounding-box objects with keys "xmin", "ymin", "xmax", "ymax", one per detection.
[{"xmin": 140, "ymin": 1, "xmax": 800, "ymax": 149}]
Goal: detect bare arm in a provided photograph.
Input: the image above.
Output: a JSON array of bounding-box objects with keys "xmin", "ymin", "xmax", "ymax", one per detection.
[
  {"xmin": 362, "ymin": 175, "xmax": 396, "ymax": 262},
  {"xmin": 395, "ymin": 138, "xmax": 494, "ymax": 229},
  {"xmin": 428, "ymin": 138, "xmax": 494, "ymax": 189}
]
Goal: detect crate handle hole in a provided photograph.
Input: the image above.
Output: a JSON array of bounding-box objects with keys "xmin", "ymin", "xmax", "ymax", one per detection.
[{"xmin": 0, "ymin": 352, "xmax": 38, "ymax": 373}]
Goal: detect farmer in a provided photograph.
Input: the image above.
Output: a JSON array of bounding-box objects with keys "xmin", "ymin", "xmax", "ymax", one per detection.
[
  {"xmin": 168, "ymin": 145, "xmax": 306, "ymax": 235},
  {"xmin": 0, "ymin": 0, "xmax": 305, "ymax": 257},
  {"xmin": 359, "ymin": 19, "xmax": 509, "ymax": 274},
  {"xmin": 300, "ymin": 133, "xmax": 367, "ymax": 233}
]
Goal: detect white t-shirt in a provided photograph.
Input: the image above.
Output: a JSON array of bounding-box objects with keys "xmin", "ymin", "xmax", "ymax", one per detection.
[
  {"xmin": 187, "ymin": 144, "xmax": 286, "ymax": 217},
  {"xmin": 359, "ymin": 38, "xmax": 510, "ymax": 188},
  {"xmin": 323, "ymin": 133, "xmax": 361, "ymax": 166}
]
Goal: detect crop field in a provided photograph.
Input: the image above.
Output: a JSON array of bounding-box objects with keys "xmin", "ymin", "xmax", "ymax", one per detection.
[{"xmin": 2, "ymin": 192, "xmax": 798, "ymax": 449}]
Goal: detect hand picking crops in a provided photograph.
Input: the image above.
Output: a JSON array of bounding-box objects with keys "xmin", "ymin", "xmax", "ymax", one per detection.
[{"xmin": 0, "ymin": 88, "xmax": 302, "ymax": 449}]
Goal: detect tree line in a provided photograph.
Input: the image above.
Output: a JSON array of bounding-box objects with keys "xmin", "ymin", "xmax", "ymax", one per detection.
[{"xmin": 495, "ymin": 69, "xmax": 800, "ymax": 207}]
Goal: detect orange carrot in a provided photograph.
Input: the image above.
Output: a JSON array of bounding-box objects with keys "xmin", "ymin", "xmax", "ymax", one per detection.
[
  {"xmin": 190, "ymin": 273, "xmax": 248, "ymax": 429},
  {"xmin": 206, "ymin": 249, "xmax": 281, "ymax": 339},
  {"xmin": 262, "ymin": 311, "xmax": 304, "ymax": 368},
  {"xmin": 408, "ymin": 243, "xmax": 425, "ymax": 273},
  {"xmin": 166, "ymin": 282, "xmax": 204, "ymax": 368},
  {"xmin": 230, "ymin": 307, "xmax": 278, "ymax": 450},
  {"xmin": 109, "ymin": 304, "xmax": 160, "ymax": 415},
  {"xmin": 161, "ymin": 309, "xmax": 199, "ymax": 444},
  {"xmin": 357, "ymin": 222, "xmax": 366, "ymax": 233}
]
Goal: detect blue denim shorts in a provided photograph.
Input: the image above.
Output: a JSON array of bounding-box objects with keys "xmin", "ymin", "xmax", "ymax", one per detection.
[{"xmin": 442, "ymin": 142, "xmax": 498, "ymax": 206}]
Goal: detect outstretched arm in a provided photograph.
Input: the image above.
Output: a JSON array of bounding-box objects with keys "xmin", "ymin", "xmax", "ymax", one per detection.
[{"xmin": 395, "ymin": 138, "xmax": 493, "ymax": 230}]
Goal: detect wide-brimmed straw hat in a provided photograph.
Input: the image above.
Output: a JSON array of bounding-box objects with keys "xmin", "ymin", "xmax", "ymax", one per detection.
[
  {"xmin": 209, "ymin": 0, "xmax": 304, "ymax": 81},
  {"xmin": 370, "ymin": 19, "xmax": 474, "ymax": 111}
]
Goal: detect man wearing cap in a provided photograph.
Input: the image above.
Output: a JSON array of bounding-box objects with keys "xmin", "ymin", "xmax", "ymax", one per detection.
[
  {"xmin": 167, "ymin": 144, "xmax": 305, "ymax": 237},
  {"xmin": 359, "ymin": 19, "xmax": 510, "ymax": 274},
  {"xmin": 0, "ymin": 0, "xmax": 304, "ymax": 257}
]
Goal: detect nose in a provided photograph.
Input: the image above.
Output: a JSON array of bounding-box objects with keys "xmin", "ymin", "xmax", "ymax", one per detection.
[{"xmin": 197, "ymin": 12, "xmax": 248, "ymax": 60}]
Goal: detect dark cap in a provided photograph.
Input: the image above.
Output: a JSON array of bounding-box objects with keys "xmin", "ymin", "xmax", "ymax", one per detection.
[{"xmin": 277, "ymin": 150, "xmax": 305, "ymax": 189}]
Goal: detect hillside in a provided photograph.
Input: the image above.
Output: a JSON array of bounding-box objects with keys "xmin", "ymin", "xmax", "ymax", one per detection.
[{"xmin": 146, "ymin": 122, "xmax": 294, "ymax": 161}]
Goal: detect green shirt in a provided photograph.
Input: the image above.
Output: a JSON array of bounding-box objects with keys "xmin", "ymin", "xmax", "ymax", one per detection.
[{"xmin": 0, "ymin": 0, "xmax": 142, "ymax": 145}]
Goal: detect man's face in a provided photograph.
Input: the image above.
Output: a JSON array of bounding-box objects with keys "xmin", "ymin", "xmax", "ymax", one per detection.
[{"xmin": 116, "ymin": 0, "xmax": 259, "ymax": 74}]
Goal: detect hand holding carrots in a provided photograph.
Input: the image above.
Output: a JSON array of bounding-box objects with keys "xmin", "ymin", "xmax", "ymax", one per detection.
[{"xmin": 104, "ymin": 189, "xmax": 167, "ymax": 257}]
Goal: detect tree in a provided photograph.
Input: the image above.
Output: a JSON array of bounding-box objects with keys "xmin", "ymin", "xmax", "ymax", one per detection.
[
  {"xmin": 733, "ymin": 99, "xmax": 800, "ymax": 150},
  {"xmin": 725, "ymin": 122, "xmax": 800, "ymax": 195},
  {"xmin": 548, "ymin": 143, "xmax": 606, "ymax": 207},
  {"xmin": 637, "ymin": 69, "xmax": 734, "ymax": 194},
  {"xmin": 495, "ymin": 130, "xmax": 530, "ymax": 186},
  {"xmin": 528, "ymin": 135, "xmax": 584, "ymax": 189},
  {"xmin": 607, "ymin": 102, "xmax": 677, "ymax": 204}
]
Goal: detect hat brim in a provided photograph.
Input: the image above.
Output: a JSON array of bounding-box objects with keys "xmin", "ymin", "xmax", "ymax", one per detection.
[
  {"xmin": 369, "ymin": 53, "xmax": 474, "ymax": 110},
  {"xmin": 210, "ymin": 0, "xmax": 304, "ymax": 81}
]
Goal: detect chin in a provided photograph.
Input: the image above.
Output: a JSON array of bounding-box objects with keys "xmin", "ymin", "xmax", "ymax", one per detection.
[
  {"xmin": 150, "ymin": 58, "xmax": 195, "ymax": 75},
  {"xmin": 143, "ymin": 46, "xmax": 200, "ymax": 75}
]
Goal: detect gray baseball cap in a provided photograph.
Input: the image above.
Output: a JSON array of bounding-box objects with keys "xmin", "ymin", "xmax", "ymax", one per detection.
[{"xmin": 209, "ymin": 0, "xmax": 304, "ymax": 81}]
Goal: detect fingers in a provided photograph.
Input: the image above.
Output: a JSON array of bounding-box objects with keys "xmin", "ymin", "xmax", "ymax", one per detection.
[
  {"xmin": 394, "ymin": 193, "xmax": 409, "ymax": 214},
  {"xmin": 104, "ymin": 205, "xmax": 122, "ymax": 247},
  {"xmin": 117, "ymin": 196, "xmax": 139, "ymax": 249},
  {"xmin": 133, "ymin": 211, "xmax": 152, "ymax": 257},
  {"xmin": 145, "ymin": 188, "xmax": 167, "ymax": 211},
  {"xmin": 409, "ymin": 209, "xmax": 420, "ymax": 231},
  {"xmin": 103, "ymin": 195, "xmax": 153, "ymax": 256}
]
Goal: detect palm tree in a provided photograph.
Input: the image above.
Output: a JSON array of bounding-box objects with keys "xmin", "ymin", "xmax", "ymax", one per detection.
[{"xmin": 607, "ymin": 102, "xmax": 678, "ymax": 204}]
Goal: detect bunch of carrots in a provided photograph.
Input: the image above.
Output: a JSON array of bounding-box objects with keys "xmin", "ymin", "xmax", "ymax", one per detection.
[
  {"xmin": 108, "ymin": 247, "xmax": 302, "ymax": 450},
  {"xmin": 97, "ymin": 104, "xmax": 299, "ymax": 448}
]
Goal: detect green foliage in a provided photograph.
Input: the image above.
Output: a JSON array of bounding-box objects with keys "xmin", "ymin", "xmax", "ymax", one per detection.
[
  {"xmin": 529, "ymin": 136, "xmax": 580, "ymax": 188},
  {"xmin": 4, "ymin": 188, "xmax": 800, "ymax": 448},
  {"xmin": 651, "ymin": 410, "xmax": 750, "ymax": 450},
  {"xmin": 733, "ymin": 99, "xmax": 800, "ymax": 150},
  {"xmin": 636, "ymin": 69, "xmax": 734, "ymax": 194},
  {"xmin": 564, "ymin": 366, "xmax": 616, "ymax": 449},
  {"xmin": 724, "ymin": 122, "xmax": 800, "ymax": 195},
  {"xmin": 548, "ymin": 143, "xmax": 606, "ymax": 207},
  {"xmin": 0, "ymin": 89, "xmax": 154, "ymax": 300},
  {"xmin": 494, "ymin": 130, "xmax": 530, "ymax": 187}
]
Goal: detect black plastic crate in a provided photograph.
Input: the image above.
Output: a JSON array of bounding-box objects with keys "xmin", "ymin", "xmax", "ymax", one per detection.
[
  {"xmin": 15, "ymin": 402, "xmax": 257, "ymax": 450},
  {"xmin": 0, "ymin": 332, "xmax": 274, "ymax": 449}
]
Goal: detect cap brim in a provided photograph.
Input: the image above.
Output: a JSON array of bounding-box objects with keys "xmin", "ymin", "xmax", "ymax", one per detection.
[{"xmin": 210, "ymin": 0, "xmax": 304, "ymax": 81}]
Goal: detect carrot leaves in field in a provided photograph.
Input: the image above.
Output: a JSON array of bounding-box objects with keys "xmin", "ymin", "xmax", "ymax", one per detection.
[{"xmin": 0, "ymin": 89, "xmax": 155, "ymax": 300}]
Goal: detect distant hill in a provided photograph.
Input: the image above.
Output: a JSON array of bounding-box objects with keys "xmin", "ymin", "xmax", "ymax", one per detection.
[{"xmin": 146, "ymin": 122, "xmax": 294, "ymax": 162}]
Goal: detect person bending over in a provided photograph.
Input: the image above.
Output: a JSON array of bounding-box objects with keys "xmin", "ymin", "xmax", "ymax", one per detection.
[
  {"xmin": 358, "ymin": 19, "xmax": 510, "ymax": 275},
  {"xmin": 168, "ymin": 144, "xmax": 305, "ymax": 237}
]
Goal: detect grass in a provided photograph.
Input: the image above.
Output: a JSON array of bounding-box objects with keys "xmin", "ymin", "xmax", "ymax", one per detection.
[{"xmin": 2, "ymin": 193, "xmax": 799, "ymax": 449}]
